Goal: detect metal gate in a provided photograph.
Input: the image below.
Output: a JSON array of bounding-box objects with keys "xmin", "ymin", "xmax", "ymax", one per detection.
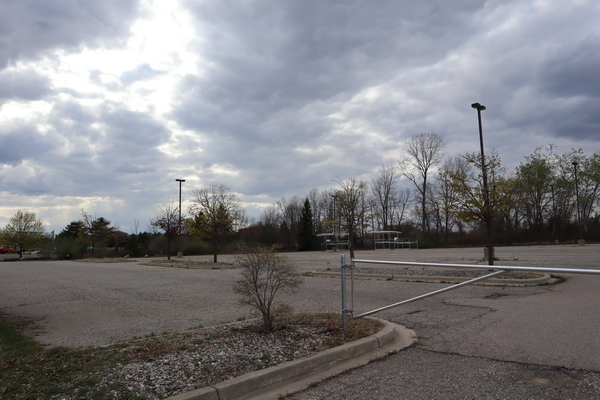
[{"xmin": 340, "ymin": 255, "xmax": 600, "ymax": 330}]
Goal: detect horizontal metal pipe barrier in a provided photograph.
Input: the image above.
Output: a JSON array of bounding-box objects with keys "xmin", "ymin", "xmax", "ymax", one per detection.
[
  {"xmin": 352, "ymin": 259, "xmax": 600, "ymax": 276},
  {"xmin": 346, "ymin": 258, "xmax": 600, "ymax": 321},
  {"xmin": 353, "ymin": 270, "xmax": 507, "ymax": 319}
]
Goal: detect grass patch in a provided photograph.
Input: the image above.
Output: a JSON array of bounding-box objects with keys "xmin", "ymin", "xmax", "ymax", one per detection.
[
  {"xmin": 0, "ymin": 320, "xmax": 42, "ymax": 361},
  {"xmin": 0, "ymin": 312, "xmax": 383, "ymax": 399}
]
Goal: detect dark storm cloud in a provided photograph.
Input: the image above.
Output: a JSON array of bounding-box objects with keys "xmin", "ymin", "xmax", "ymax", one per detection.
[
  {"xmin": 0, "ymin": 0, "xmax": 140, "ymax": 69},
  {"xmin": 539, "ymin": 37, "xmax": 600, "ymax": 98},
  {"xmin": 528, "ymin": 36, "xmax": 600, "ymax": 140},
  {"xmin": 542, "ymin": 100, "xmax": 600, "ymax": 140},
  {"xmin": 0, "ymin": 69, "xmax": 52, "ymax": 100}
]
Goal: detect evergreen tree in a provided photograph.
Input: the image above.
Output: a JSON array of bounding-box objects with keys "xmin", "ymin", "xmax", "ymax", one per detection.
[
  {"xmin": 297, "ymin": 198, "xmax": 317, "ymax": 251},
  {"xmin": 57, "ymin": 221, "xmax": 84, "ymax": 239}
]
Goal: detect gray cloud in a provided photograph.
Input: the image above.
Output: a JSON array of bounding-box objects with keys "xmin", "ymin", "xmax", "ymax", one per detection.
[
  {"xmin": 0, "ymin": 98, "xmax": 173, "ymax": 202},
  {"xmin": 43, "ymin": 101, "xmax": 172, "ymax": 195},
  {"xmin": 0, "ymin": 69, "xmax": 52, "ymax": 100},
  {"xmin": 540, "ymin": 37, "xmax": 600, "ymax": 98},
  {"xmin": 180, "ymin": 0, "xmax": 481, "ymax": 114},
  {"xmin": 120, "ymin": 64, "xmax": 165, "ymax": 86},
  {"xmin": 172, "ymin": 0, "xmax": 490, "ymax": 198},
  {"xmin": 0, "ymin": 0, "xmax": 139, "ymax": 69},
  {"xmin": 0, "ymin": 123, "xmax": 57, "ymax": 167}
]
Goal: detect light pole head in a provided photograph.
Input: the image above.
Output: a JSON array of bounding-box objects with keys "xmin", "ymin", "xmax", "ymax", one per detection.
[
  {"xmin": 572, "ymin": 161, "xmax": 578, "ymax": 167},
  {"xmin": 471, "ymin": 103, "xmax": 486, "ymax": 111},
  {"xmin": 176, "ymin": 179, "xmax": 186, "ymax": 183}
]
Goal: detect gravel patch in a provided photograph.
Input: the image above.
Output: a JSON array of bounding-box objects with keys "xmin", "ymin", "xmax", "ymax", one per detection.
[
  {"xmin": 91, "ymin": 322, "xmax": 325, "ymax": 399},
  {"xmin": 28, "ymin": 316, "xmax": 381, "ymax": 400}
]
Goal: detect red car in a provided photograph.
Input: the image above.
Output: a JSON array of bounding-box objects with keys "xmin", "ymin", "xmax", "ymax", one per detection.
[{"xmin": 0, "ymin": 248, "xmax": 17, "ymax": 254}]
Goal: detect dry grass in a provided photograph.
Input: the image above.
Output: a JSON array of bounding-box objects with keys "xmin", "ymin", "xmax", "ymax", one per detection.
[{"xmin": 0, "ymin": 312, "xmax": 383, "ymax": 399}]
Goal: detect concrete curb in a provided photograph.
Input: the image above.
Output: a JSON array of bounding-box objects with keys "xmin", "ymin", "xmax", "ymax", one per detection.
[
  {"xmin": 166, "ymin": 320, "xmax": 417, "ymax": 400},
  {"xmin": 306, "ymin": 272, "xmax": 552, "ymax": 286}
]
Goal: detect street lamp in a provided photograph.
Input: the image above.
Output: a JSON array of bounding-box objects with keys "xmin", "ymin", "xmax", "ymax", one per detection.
[
  {"xmin": 572, "ymin": 162, "xmax": 584, "ymax": 244},
  {"xmin": 175, "ymin": 179, "xmax": 186, "ymax": 230},
  {"xmin": 471, "ymin": 102, "xmax": 493, "ymax": 265}
]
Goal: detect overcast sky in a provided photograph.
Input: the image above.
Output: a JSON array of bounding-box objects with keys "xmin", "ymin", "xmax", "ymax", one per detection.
[{"xmin": 1, "ymin": 0, "xmax": 600, "ymax": 234}]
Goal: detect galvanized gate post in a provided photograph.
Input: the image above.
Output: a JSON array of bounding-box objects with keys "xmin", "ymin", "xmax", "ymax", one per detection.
[
  {"xmin": 341, "ymin": 254, "xmax": 347, "ymax": 331},
  {"xmin": 341, "ymin": 254, "xmax": 354, "ymax": 332}
]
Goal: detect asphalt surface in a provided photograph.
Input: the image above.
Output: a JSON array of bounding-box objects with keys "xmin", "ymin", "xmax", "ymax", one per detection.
[{"xmin": 2, "ymin": 245, "xmax": 600, "ymax": 399}]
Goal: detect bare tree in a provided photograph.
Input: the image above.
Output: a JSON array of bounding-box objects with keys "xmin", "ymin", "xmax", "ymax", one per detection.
[
  {"xmin": 400, "ymin": 133, "xmax": 445, "ymax": 235},
  {"xmin": 335, "ymin": 177, "xmax": 368, "ymax": 259},
  {"xmin": 432, "ymin": 155, "xmax": 468, "ymax": 243},
  {"xmin": 233, "ymin": 246, "xmax": 304, "ymax": 332},
  {"xmin": 260, "ymin": 205, "xmax": 281, "ymax": 228},
  {"xmin": 189, "ymin": 183, "xmax": 243, "ymax": 262},
  {"xmin": 150, "ymin": 202, "xmax": 184, "ymax": 260},
  {"xmin": 371, "ymin": 162, "xmax": 399, "ymax": 230},
  {"xmin": 307, "ymin": 188, "xmax": 326, "ymax": 233},
  {"xmin": 393, "ymin": 187, "xmax": 411, "ymax": 229},
  {"xmin": 277, "ymin": 196, "xmax": 303, "ymax": 250},
  {"xmin": 307, "ymin": 188, "xmax": 338, "ymax": 235}
]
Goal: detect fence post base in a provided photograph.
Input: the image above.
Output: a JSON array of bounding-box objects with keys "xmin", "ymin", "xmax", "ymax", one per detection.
[{"xmin": 484, "ymin": 247, "xmax": 494, "ymax": 261}]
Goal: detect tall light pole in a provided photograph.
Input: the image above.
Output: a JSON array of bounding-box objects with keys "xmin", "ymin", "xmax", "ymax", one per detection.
[
  {"xmin": 332, "ymin": 194, "xmax": 337, "ymax": 251},
  {"xmin": 175, "ymin": 179, "xmax": 185, "ymax": 231},
  {"xmin": 572, "ymin": 161, "xmax": 584, "ymax": 244},
  {"xmin": 471, "ymin": 102, "xmax": 493, "ymax": 265}
]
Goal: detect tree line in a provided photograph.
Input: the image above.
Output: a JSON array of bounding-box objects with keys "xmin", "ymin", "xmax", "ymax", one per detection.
[
  {"xmin": 2, "ymin": 136, "xmax": 598, "ymax": 260},
  {"xmin": 242, "ymin": 137, "xmax": 600, "ymax": 252}
]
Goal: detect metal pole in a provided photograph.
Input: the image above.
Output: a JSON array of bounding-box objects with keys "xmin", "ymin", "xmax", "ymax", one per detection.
[
  {"xmin": 351, "ymin": 259, "xmax": 354, "ymax": 316},
  {"xmin": 350, "ymin": 257, "xmax": 600, "ymax": 320},
  {"xmin": 352, "ymin": 258, "xmax": 600, "ymax": 275},
  {"xmin": 354, "ymin": 270, "xmax": 507, "ymax": 318},
  {"xmin": 550, "ymin": 184, "xmax": 556, "ymax": 242},
  {"xmin": 341, "ymin": 254, "xmax": 347, "ymax": 332},
  {"xmin": 472, "ymin": 103, "xmax": 493, "ymax": 265},
  {"xmin": 176, "ymin": 179, "xmax": 185, "ymax": 231},
  {"xmin": 572, "ymin": 162, "xmax": 583, "ymax": 243},
  {"xmin": 332, "ymin": 194, "xmax": 337, "ymax": 251}
]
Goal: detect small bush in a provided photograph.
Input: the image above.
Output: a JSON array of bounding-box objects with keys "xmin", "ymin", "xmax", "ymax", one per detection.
[{"xmin": 233, "ymin": 246, "xmax": 304, "ymax": 332}]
